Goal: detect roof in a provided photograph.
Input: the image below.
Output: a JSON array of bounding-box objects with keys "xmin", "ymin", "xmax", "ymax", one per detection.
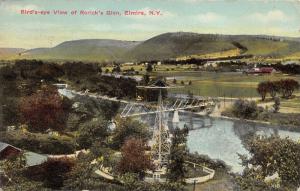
[
  {"xmin": 150, "ymin": 79, "xmax": 169, "ymax": 87},
  {"xmin": 24, "ymin": 151, "xmax": 48, "ymax": 167},
  {"xmin": 0, "ymin": 142, "xmax": 9, "ymax": 152},
  {"xmin": 0, "ymin": 142, "xmax": 21, "ymax": 152},
  {"xmin": 0, "ymin": 142, "xmax": 47, "ymax": 167}
]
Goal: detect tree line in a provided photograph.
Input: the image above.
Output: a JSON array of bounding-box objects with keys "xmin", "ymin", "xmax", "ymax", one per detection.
[{"xmin": 257, "ymin": 79, "xmax": 299, "ymax": 101}]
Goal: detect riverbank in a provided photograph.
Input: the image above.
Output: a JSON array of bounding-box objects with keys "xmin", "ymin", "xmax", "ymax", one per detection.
[{"xmin": 206, "ymin": 98, "xmax": 300, "ymax": 130}]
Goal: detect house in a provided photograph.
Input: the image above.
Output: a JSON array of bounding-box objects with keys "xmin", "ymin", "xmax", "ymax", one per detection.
[
  {"xmin": 246, "ymin": 67, "xmax": 276, "ymax": 74},
  {"xmin": 0, "ymin": 142, "xmax": 48, "ymax": 167},
  {"xmin": 0, "ymin": 142, "xmax": 21, "ymax": 160}
]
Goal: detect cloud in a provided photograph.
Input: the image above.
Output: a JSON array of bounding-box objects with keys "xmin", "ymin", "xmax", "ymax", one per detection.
[
  {"xmin": 196, "ymin": 12, "xmax": 222, "ymax": 23},
  {"xmin": 248, "ymin": 10, "xmax": 291, "ymax": 23}
]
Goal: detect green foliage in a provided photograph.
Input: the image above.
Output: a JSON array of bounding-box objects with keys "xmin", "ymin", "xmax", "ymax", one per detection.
[
  {"xmin": 110, "ymin": 117, "xmax": 150, "ymax": 149},
  {"xmin": 273, "ymin": 97, "xmax": 280, "ymax": 113},
  {"xmin": 112, "ymin": 65, "xmax": 121, "ymax": 73},
  {"xmin": 231, "ymin": 99, "xmax": 259, "ymax": 119},
  {"xmin": 62, "ymin": 61, "xmax": 99, "ymax": 80},
  {"xmin": 120, "ymin": 173, "xmax": 185, "ymax": 191},
  {"xmin": 63, "ymin": 154, "xmax": 109, "ymax": 190},
  {"xmin": 257, "ymin": 79, "xmax": 299, "ymax": 100},
  {"xmin": 99, "ymin": 101, "xmax": 120, "ymax": 120},
  {"xmin": 172, "ymin": 78, "xmax": 177, "ymax": 84},
  {"xmin": 142, "ymin": 74, "xmax": 150, "ymax": 85},
  {"xmin": 14, "ymin": 59, "xmax": 64, "ymax": 80},
  {"xmin": 76, "ymin": 75, "xmax": 137, "ymax": 99},
  {"xmin": 257, "ymin": 112, "xmax": 300, "ymax": 128},
  {"xmin": 146, "ymin": 64, "xmax": 153, "ymax": 72},
  {"xmin": 1, "ymin": 130, "xmax": 76, "ymax": 154},
  {"xmin": 257, "ymin": 81, "xmax": 268, "ymax": 101},
  {"xmin": 0, "ymin": 153, "xmax": 44, "ymax": 191},
  {"xmin": 167, "ymin": 127, "xmax": 189, "ymax": 183},
  {"xmin": 40, "ymin": 157, "xmax": 75, "ymax": 189},
  {"xmin": 185, "ymin": 153, "xmax": 229, "ymax": 171},
  {"xmin": 239, "ymin": 136, "xmax": 300, "ymax": 189},
  {"xmin": 76, "ymin": 118, "xmax": 110, "ymax": 149}
]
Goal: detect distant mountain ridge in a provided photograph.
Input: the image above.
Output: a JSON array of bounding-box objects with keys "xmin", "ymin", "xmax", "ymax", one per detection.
[
  {"xmin": 19, "ymin": 39, "xmax": 141, "ymax": 62},
  {"xmin": 2, "ymin": 32, "xmax": 300, "ymax": 62},
  {"xmin": 0, "ymin": 48, "xmax": 26, "ymax": 58}
]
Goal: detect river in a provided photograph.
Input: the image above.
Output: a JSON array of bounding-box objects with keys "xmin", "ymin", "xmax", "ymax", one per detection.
[
  {"xmin": 139, "ymin": 112, "xmax": 300, "ymax": 173},
  {"xmin": 58, "ymin": 88, "xmax": 300, "ymax": 173}
]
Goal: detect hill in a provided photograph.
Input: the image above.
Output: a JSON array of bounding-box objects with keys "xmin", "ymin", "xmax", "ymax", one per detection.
[
  {"xmin": 126, "ymin": 32, "xmax": 300, "ymax": 61},
  {"xmin": 19, "ymin": 39, "xmax": 141, "ymax": 62},
  {"xmin": 0, "ymin": 48, "xmax": 26, "ymax": 59},
  {"xmin": 2, "ymin": 32, "xmax": 300, "ymax": 62}
]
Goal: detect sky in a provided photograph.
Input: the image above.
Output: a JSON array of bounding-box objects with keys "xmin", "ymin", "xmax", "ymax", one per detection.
[{"xmin": 0, "ymin": 0, "xmax": 300, "ymax": 49}]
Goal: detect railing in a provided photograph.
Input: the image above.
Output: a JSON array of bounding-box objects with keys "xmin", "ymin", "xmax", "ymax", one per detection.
[{"xmin": 184, "ymin": 161, "xmax": 215, "ymax": 184}]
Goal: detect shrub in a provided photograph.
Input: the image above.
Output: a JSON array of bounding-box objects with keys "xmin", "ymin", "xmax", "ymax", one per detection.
[
  {"xmin": 1, "ymin": 131, "xmax": 76, "ymax": 154},
  {"xmin": 231, "ymin": 99, "xmax": 259, "ymax": 119}
]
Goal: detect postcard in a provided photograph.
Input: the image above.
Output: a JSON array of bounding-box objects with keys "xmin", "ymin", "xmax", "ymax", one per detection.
[{"xmin": 0, "ymin": 0, "xmax": 300, "ymax": 190}]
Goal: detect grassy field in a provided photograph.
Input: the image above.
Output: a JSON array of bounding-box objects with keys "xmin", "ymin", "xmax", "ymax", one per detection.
[
  {"xmin": 104, "ymin": 64, "xmax": 300, "ymax": 98},
  {"xmin": 158, "ymin": 71, "xmax": 300, "ymax": 98}
]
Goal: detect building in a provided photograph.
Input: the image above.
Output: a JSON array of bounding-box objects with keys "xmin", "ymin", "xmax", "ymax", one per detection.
[
  {"xmin": 0, "ymin": 142, "xmax": 48, "ymax": 167},
  {"xmin": 246, "ymin": 67, "xmax": 276, "ymax": 74},
  {"xmin": 0, "ymin": 142, "xmax": 21, "ymax": 160}
]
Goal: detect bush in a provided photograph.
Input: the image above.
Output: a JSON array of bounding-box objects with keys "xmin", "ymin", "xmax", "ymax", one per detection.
[
  {"xmin": 76, "ymin": 118, "xmax": 109, "ymax": 149},
  {"xmin": 110, "ymin": 117, "xmax": 150, "ymax": 150},
  {"xmin": 1, "ymin": 131, "xmax": 76, "ymax": 154},
  {"xmin": 231, "ymin": 99, "xmax": 259, "ymax": 119}
]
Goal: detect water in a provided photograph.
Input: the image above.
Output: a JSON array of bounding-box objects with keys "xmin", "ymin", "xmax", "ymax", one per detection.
[
  {"xmin": 58, "ymin": 88, "xmax": 300, "ymax": 173},
  {"xmin": 140, "ymin": 112, "xmax": 300, "ymax": 173}
]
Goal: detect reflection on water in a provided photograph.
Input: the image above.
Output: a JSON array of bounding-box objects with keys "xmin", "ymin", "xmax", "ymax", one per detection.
[{"xmin": 140, "ymin": 112, "xmax": 300, "ymax": 173}]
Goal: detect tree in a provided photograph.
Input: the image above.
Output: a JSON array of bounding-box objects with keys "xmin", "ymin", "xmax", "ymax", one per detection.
[
  {"xmin": 273, "ymin": 97, "xmax": 280, "ymax": 113},
  {"xmin": 172, "ymin": 78, "xmax": 177, "ymax": 84},
  {"xmin": 279, "ymin": 79, "xmax": 299, "ymax": 98},
  {"xmin": 257, "ymin": 81, "xmax": 268, "ymax": 101},
  {"xmin": 98, "ymin": 101, "xmax": 120, "ymax": 120},
  {"xmin": 20, "ymin": 85, "xmax": 67, "ymax": 133},
  {"xmin": 63, "ymin": 154, "xmax": 103, "ymax": 190},
  {"xmin": 188, "ymin": 80, "xmax": 192, "ymax": 85},
  {"xmin": 112, "ymin": 65, "xmax": 121, "ymax": 73},
  {"xmin": 266, "ymin": 81, "xmax": 279, "ymax": 99},
  {"xmin": 146, "ymin": 64, "xmax": 153, "ymax": 73},
  {"xmin": 76, "ymin": 118, "xmax": 109, "ymax": 149},
  {"xmin": 239, "ymin": 136, "xmax": 300, "ymax": 189},
  {"xmin": 118, "ymin": 138, "xmax": 153, "ymax": 179},
  {"xmin": 41, "ymin": 157, "xmax": 75, "ymax": 189},
  {"xmin": 143, "ymin": 74, "xmax": 150, "ymax": 85},
  {"xmin": 111, "ymin": 117, "xmax": 150, "ymax": 149},
  {"xmin": 231, "ymin": 99, "xmax": 259, "ymax": 119},
  {"xmin": 167, "ymin": 127, "xmax": 189, "ymax": 183},
  {"xmin": 0, "ymin": 154, "xmax": 44, "ymax": 191},
  {"xmin": 180, "ymin": 81, "xmax": 184, "ymax": 85}
]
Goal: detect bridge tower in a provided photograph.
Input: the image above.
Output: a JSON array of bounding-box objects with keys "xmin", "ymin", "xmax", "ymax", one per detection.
[
  {"xmin": 151, "ymin": 88, "xmax": 171, "ymax": 168},
  {"xmin": 137, "ymin": 79, "xmax": 174, "ymax": 170}
]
